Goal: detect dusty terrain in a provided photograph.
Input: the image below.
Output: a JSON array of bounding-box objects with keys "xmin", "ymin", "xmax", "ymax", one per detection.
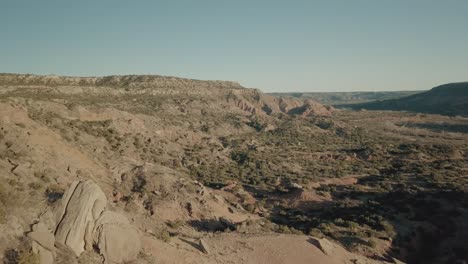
[{"xmin": 0, "ymin": 74, "xmax": 467, "ymax": 264}]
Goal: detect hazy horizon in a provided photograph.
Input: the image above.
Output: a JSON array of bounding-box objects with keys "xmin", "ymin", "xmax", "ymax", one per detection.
[{"xmin": 1, "ymin": 1, "xmax": 467, "ymax": 92}]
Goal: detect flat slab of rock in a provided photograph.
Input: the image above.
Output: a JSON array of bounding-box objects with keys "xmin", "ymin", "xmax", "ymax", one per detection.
[
  {"xmin": 28, "ymin": 231, "xmax": 55, "ymax": 264},
  {"xmin": 93, "ymin": 211, "xmax": 141, "ymax": 264},
  {"xmin": 393, "ymin": 257, "xmax": 406, "ymax": 264},
  {"xmin": 28, "ymin": 231, "xmax": 55, "ymax": 251},
  {"xmin": 308, "ymin": 237, "xmax": 335, "ymax": 255},
  {"xmin": 199, "ymin": 238, "xmax": 211, "ymax": 254}
]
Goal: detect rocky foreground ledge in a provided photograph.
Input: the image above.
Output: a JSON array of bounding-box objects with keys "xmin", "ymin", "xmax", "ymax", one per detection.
[
  {"xmin": 27, "ymin": 180, "xmax": 140, "ymax": 264},
  {"xmin": 21, "ymin": 179, "xmax": 400, "ymax": 264}
]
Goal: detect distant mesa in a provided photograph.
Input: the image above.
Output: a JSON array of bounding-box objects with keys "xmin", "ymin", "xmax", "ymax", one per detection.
[
  {"xmin": 0, "ymin": 73, "xmax": 334, "ymax": 117},
  {"xmin": 269, "ymin": 90, "xmax": 423, "ymax": 105},
  {"xmin": 0, "ymin": 73, "xmax": 245, "ymax": 90},
  {"xmin": 341, "ymin": 82, "xmax": 468, "ymax": 117}
]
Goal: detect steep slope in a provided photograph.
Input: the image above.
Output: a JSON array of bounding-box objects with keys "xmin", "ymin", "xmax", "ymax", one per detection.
[{"xmin": 343, "ymin": 82, "xmax": 468, "ymax": 116}]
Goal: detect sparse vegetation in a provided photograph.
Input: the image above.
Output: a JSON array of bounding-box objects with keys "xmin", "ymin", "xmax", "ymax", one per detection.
[
  {"xmin": 27, "ymin": 181, "xmax": 43, "ymax": 190},
  {"xmin": 167, "ymin": 220, "xmax": 185, "ymax": 229},
  {"xmin": 0, "ymin": 75, "xmax": 467, "ymax": 263},
  {"xmin": 151, "ymin": 227, "xmax": 171, "ymax": 242}
]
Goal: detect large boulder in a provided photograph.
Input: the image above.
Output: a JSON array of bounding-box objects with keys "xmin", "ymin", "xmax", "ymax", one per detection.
[
  {"xmin": 28, "ymin": 180, "xmax": 141, "ymax": 263},
  {"xmin": 92, "ymin": 211, "xmax": 141, "ymax": 264},
  {"xmin": 54, "ymin": 180, "xmax": 107, "ymax": 256}
]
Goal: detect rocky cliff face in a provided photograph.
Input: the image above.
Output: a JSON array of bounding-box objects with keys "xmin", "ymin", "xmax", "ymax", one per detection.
[{"xmin": 0, "ymin": 73, "xmax": 334, "ymax": 117}]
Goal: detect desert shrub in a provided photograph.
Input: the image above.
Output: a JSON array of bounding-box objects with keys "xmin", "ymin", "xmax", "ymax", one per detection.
[
  {"xmin": 308, "ymin": 228, "xmax": 324, "ymax": 238},
  {"xmin": 317, "ymin": 222, "xmax": 335, "ymax": 234},
  {"xmin": 33, "ymin": 171, "xmax": 51, "ymax": 183},
  {"xmin": 315, "ymin": 119, "xmax": 334, "ymax": 129},
  {"xmin": 68, "ymin": 120, "xmax": 118, "ymax": 144},
  {"xmin": 3, "ymin": 238, "xmax": 39, "ymax": 264},
  {"xmin": 18, "ymin": 251, "xmax": 39, "ymax": 264},
  {"xmin": 166, "ymin": 220, "xmax": 184, "ymax": 229},
  {"xmin": 344, "ymin": 221, "xmax": 360, "ymax": 230},
  {"xmin": 200, "ymin": 123, "xmax": 210, "ymax": 132},
  {"xmin": 133, "ymin": 136, "xmax": 143, "ymax": 149},
  {"xmin": 367, "ymin": 238, "xmax": 378, "ymax": 248},
  {"xmin": 46, "ymin": 184, "xmax": 65, "ymax": 203},
  {"xmin": 28, "ymin": 182, "xmax": 43, "ymax": 190},
  {"xmin": 152, "ymin": 228, "xmax": 171, "ymax": 242},
  {"xmin": 64, "ymin": 102, "xmax": 77, "ymax": 110},
  {"xmin": 230, "ymin": 150, "xmax": 250, "ymax": 165},
  {"xmin": 290, "ymin": 227, "xmax": 303, "ymax": 235},
  {"xmin": 7, "ymin": 178, "xmax": 24, "ymax": 189},
  {"xmin": 245, "ymin": 204, "xmax": 256, "ymax": 213},
  {"xmin": 5, "ymin": 140, "xmax": 13, "ymax": 148},
  {"xmin": 340, "ymin": 237, "xmax": 366, "ymax": 252},
  {"xmin": 0, "ymin": 188, "xmax": 7, "ymax": 222},
  {"xmin": 132, "ymin": 174, "xmax": 147, "ymax": 193},
  {"xmin": 379, "ymin": 220, "xmax": 395, "ymax": 236},
  {"xmin": 277, "ymin": 225, "xmax": 292, "ymax": 234},
  {"xmin": 247, "ymin": 118, "xmax": 265, "ymax": 132},
  {"xmin": 3, "ymin": 249, "xmax": 19, "ymax": 264},
  {"xmin": 137, "ymin": 251, "xmax": 156, "ymax": 264},
  {"xmin": 334, "ymin": 218, "xmax": 345, "ymax": 226}
]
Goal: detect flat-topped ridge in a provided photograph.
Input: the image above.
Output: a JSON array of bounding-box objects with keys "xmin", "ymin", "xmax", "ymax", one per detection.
[{"xmin": 0, "ymin": 73, "xmax": 245, "ymax": 90}]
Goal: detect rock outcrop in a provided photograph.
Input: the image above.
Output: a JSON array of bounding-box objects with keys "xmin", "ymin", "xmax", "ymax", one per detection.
[
  {"xmin": 28, "ymin": 180, "xmax": 141, "ymax": 264},
  {"xmin": 308, "ymin": 237, "xmax": 336, "ymax": 256},
  {"xmin": 28, "ymin": 226, "xmax": 55, "ymax": 264},
  {"xmin": 92, "ymin": 211, "xmax": 141, "ymax": 264},
  {"xmin": 54, "ymin": 180, "xmax": 107, "ymax": 255},
  {"xmin": 199, "ymin": 238, "xmax": 211, "ymax": 255}
]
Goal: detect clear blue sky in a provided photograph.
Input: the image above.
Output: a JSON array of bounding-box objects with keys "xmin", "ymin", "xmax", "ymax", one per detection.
[{"xmin": 1, "ymin": 0, "xmax": 467, "ymax": 92}]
